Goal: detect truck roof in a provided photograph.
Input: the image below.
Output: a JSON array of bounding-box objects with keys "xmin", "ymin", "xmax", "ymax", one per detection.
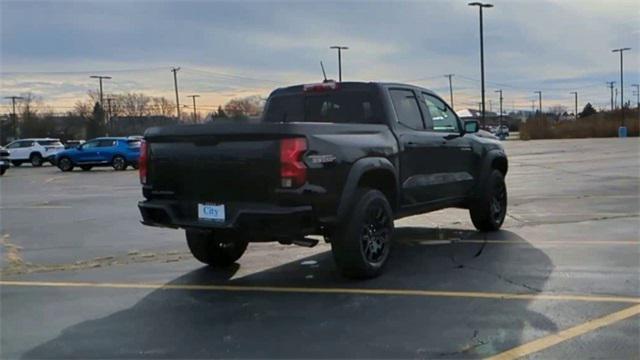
[{"xmin": 270, "ymin": 81, "xmax": 438, "ymax": 97}]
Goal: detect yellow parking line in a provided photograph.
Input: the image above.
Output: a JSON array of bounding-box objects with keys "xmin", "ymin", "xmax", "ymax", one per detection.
[
  {"xmin": 1, "ymin": 280, "xmax": 639, "ymax": 304},
  {"xmin": 407, "ymin": 239, "xmax": 639, "ymax": 246},
  {"xmin": 487, "ymin": 304, "xmax": 640, "ymax": 360}
]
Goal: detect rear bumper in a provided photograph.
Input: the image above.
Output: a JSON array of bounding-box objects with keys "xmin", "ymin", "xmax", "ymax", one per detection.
[{"xmin": 138, "ymin": 200, "xmax": 315, "ymax": 235}]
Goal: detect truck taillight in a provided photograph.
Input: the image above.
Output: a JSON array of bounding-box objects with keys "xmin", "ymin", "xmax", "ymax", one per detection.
[
  {"xmin": 139, "ymin": 140, "xmax": 148, "ymax": 185},
  {"xmin": 280, "ymin": 138, "xmax": 307, "ymax": 188}
]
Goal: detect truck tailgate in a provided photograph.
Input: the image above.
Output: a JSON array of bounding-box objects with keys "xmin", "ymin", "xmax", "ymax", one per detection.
[{"xmin": 148, "ymin": 135, "xmax": 280, "ymax": 202}]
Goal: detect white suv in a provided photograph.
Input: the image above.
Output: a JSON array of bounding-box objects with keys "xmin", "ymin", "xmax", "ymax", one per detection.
[{"xmin": 5, "ymin": 138, "xmax": 65, "ymax": 167}]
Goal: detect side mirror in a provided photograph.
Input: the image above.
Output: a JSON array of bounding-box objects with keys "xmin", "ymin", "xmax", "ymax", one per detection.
[{"xmin": 464, "ymin": 120, "xmax": 479, "ymax": 134}]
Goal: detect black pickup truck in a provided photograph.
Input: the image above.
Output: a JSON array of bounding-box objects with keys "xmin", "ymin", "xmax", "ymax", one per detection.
[{"xmin": 138, "ymin": 81, "xmax": 508, "ymax": 278}]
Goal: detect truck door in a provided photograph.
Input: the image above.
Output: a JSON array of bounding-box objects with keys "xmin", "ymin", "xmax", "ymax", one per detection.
[
  {"xmin": 389, "ymin": 88, "xmax": 448, "ymax": 206},
  {"xmin": 420, "ymin": 93, "xmax": 477, "ymax": 199}
]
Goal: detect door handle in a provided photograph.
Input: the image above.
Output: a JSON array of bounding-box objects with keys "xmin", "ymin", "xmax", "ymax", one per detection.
[{"xmin": 405, "ymin": 142, "xmax": 420, "ymax": 148}]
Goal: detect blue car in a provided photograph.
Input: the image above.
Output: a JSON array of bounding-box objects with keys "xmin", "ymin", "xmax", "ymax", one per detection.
[{"xmin": 56, "ymin": 137, "xmax": 141, "ymax": 172}]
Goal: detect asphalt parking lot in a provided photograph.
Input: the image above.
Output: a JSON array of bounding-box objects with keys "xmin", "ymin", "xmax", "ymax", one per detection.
[{"xmin": 1, "ymin": 137, "xmax": 639, "ymax": 359}]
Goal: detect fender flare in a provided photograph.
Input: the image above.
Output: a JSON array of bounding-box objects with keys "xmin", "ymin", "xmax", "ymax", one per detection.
[
  {"xmin": 336, "ymin": 157, "xmax": 399, "ymax": 219},
  {"xmin": 472, "ymin": 149, "xmax": 508, "ymax": 199},
  {"xmin": 29, "ymin": 151, "xmax": 43, "ymax": 159}
]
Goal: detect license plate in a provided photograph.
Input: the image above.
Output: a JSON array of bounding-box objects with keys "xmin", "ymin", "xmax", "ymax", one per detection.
[{"xmin": 198, "ymin": 203, "xmax": 225, "ymax": 221}]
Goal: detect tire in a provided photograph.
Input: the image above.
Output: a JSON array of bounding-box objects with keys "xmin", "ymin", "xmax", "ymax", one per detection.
[
  {"xmin": 57, "ymin": 157, "xmax": 74, "ymax": 172},
  {"xmin": 30, "ymin": 153, "xmax": 43, "ymax": 167},
  {"xmin": 469, "ymin": 170, "xmax": 507, "ymax": 231},
  {"xmin": 112, "ymin": 155, "xmax": 127, "ymax": 171},
  {"xmin": 80, "ymin": 165, "xmax": 93, "ymax": 171},
  {"xmin": 186, "ymin": 230, "xmax": 248, "ymax": 267},
  {"xmin": 11, "ymin": 161, "xmax": 22, "ymax": 167},
  {"xmin": 0, "ymin": 167, "xmax": 6, "ymax": 176},
  {"xmin": 331, "ymin": 188, "xmax": 394, "ymax": 279}
]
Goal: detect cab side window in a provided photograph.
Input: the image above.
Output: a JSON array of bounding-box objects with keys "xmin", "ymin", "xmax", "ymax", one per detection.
[
  {"xmin": 422, "ymin": 93, "xmax": 459, "ymax": 133},
  {"xmin": 7, "ymin": 142, "xmax": 22, "ymax": 149},
  {"xmin": 389, "ymin": 89, "xmax": 424, "ymax": 130}
]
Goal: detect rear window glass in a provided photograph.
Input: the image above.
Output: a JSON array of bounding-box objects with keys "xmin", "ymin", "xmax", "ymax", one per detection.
[
  {"xmin": 263, "ymin": 90, "xmax": 380, "ymax": 124},
  {"xmin": 37, "ymin": 140, "xmax": 63, "ymax": 146}
]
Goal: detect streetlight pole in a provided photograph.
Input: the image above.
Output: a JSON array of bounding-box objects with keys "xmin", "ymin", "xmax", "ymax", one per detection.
[
  {"xmin": 632, "ymin": 84, "xmax": 640, "ymax": 109},
  {"xmin": 187, "ymin": 95, "xmax": 200, "ymax": 123},
  {"xmin": 612, "ymin": 47, "xmax": 631, "ymax": 127},
  {"xmin": 89, "ymin": 75, "xmax": 112, "ymax": 106},
  {"xmin": 534, "ymin": 91, "xmax": 542, "ymax": 114},
  {"xmin": 570, "ymin": 91, "xmax": 578, "ymax": 121},
  {"xmin": 468, "ymin": 2, "xmax": 493, "ymax": 127},
  {"xmin": 445, "ymin": 74, "xmax": 455, "ymax": 108},
  {"xmin": 329, "ymin": 46, "xmax": 349, "ymax": 82},
  {"xmin": 171, "ymin": 67, "xmax": 181, "ymax": 120},
  {"xmin": 4, "ymin": 96, "xmax": 24, "ymax": 139},
  {"xmin": 494, "ymin": 89, "xmax": 503, "ymax": 126}
]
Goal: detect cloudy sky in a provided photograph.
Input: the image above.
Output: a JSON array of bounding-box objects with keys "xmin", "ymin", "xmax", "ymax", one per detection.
[{"xmin": 1, "ymin": 0, "xmax": 639, "ymax": 115}]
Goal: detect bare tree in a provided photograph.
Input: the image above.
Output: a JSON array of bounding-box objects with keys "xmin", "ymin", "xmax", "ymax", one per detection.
[
  {"xmin": 150, "ymin": 97, "xmax": 175, "ymax": 116},
  {"xmin": 224, "ymin": 95, "xmax": 265, "ymax": 119},
  {"xmin": 119, "ymin": 92, "xmax": 151, "ymax": 117}
]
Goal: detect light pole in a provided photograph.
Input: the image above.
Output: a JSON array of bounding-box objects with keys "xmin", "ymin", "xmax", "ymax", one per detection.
[
  {"xmin": 468, "ymin": 2, "xmax": 493, "ymax": 127},
  {"xmin": 494, "ymin": 89, "xmax": 503, "ymax": 126},
  {"xmin": 4, "ymin": 96, "xmax": 24, "ymax": 139},
  {"xmin": 570, "ymin": 92, "xmax": 578, "ymax": 121},
  {"xmin": 329, "ymin": 46, "xmax": 348, "ymax": 82},
  {"xmin": 89, "ymin": 75, "xmax": 112, "ymax": 106},
  {"xmin": 632, "ymin": 84, "xmax": 640, "ymax": 109},
  {"xmin": 445, "ymin": 74, "xmax": 455, "ymax": 108},
  {"xmin": 187, "ymin": 95, "xmax": 200, "ymax": 123},
  {"xmin": 171, "ymin": 67, "xmax": 181, "ymax": 119},
  {"xmin": 612, "ymin": 47, "xmax": 631, "ymax": 127},
  {"xmin": 534, "ymin": 91, "xmax": 542, "ymax": 115},
  {"xmin": 106, "ymin": 97, "xmax": 116, "ymax": 135}
]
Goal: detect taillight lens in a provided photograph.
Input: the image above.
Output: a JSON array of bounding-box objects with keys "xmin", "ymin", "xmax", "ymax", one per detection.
[
  {"xmin": 280, "ymin": 138, "xmax": 307, "ymax": 188},
  {"xmin": 139, "ymin": 140, "xmax": 148, "ymax": 185}
]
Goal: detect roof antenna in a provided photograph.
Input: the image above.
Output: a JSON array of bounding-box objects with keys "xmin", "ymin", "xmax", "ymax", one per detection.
[{"xmin": 320, "ymin": 61, "xmax": 328, "ymax": 82}]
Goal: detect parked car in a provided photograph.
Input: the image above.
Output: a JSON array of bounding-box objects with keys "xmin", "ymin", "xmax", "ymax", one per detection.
[
  {"xmin": 55, "ymin": 137, "xmax": 141, "ymax": 172},
  {"xmin": 64, "ymin": 140, "xmax": 85, "ymax": 149},
  {"xmin": 138, "ymin": 81, "xmax": 508, "ymax": 279},
  {"xmin": 4, "ymin": 138, "xmax": 65, "ymax": 166},
  {"xmin": 493, "ymin": 125, "xmax": 509, "ymax": 137},
  {"xmin": 0, "ymin": 147, "xmax": 10, "ymax": 175}
]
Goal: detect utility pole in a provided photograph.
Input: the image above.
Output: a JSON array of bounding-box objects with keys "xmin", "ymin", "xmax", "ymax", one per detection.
[
  {"xmin": 187, "ymin": 95, "xmax": 200, "ymax": 123},
  {"xmin": 329, "ymin": 46, "xmax": 349, "ymax": 82},
  {"xmin": 468, "ymin": 2, "xmax": 493, "ymax": 127},
  {"xmin": 615, "ymin": 88, "xmax": 618, "ymax": 109},
  {"xmin": 171, "ymin": 67, "xmax": 181, "ymax": 120},
  {"xmin": 607, "ymin": 81, "xmax": 615, "ymax": 111},
  {"xmin": 632, "ymin": 84, "xmax": 639, "ymax": 109},
  {"xmin": 495, "ymin": 89, "xmax": 503, "ymax": 126},
  {"xmin": 444, "ymin": 74, "xmax": 455, "ymax": 108},
  {"xmin": 89, "ymin": 75, "xmax": 112, "ymax": 105},
  {"xmin": 570, "ymin": 91, "xmax": 578, "ymax": 121},
  {"xmin": 531, "ymin": 100, "xmax": 535, "ymax": 113},
  {"xmin": 4, "ymin": 96, "xmax": 24, "ymax": 139},
  {"xmin": 612, "ymin": 47, "xmax": 631, "ymax": 127},
  {"xmin": 534, "ymin": 91, "xmax": 542, "ymax": 114},
  {"xmin": 106, "ymin": 97, "xmax": 115, "ymax": 135}
]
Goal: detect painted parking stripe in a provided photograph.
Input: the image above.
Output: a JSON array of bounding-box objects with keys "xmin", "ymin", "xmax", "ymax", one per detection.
[
  {"xmin": 403, "ymin": 239, "xmax": 639, "ymax": 246},
  {"xmin": 1, "ymin": 280, "xmax": 639, "ymax": 304},
  {"xmin": 488, "ymin": 304, "xmax": 640, "ymax": 360}
]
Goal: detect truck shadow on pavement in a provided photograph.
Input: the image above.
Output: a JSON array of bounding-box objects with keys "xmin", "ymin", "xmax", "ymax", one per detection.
[{"xmin": 24, "ymin": 227, "xmax": 555, "ymax": 359}]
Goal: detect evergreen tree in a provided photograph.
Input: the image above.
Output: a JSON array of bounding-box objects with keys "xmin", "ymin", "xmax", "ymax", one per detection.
[
  {"xmin": 87, "ymin": 102, "xmax": 106, "ymax": 138},
  {"xmin": 580, "ymin": 103, "xmax": 597, "ymax": 118}
]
